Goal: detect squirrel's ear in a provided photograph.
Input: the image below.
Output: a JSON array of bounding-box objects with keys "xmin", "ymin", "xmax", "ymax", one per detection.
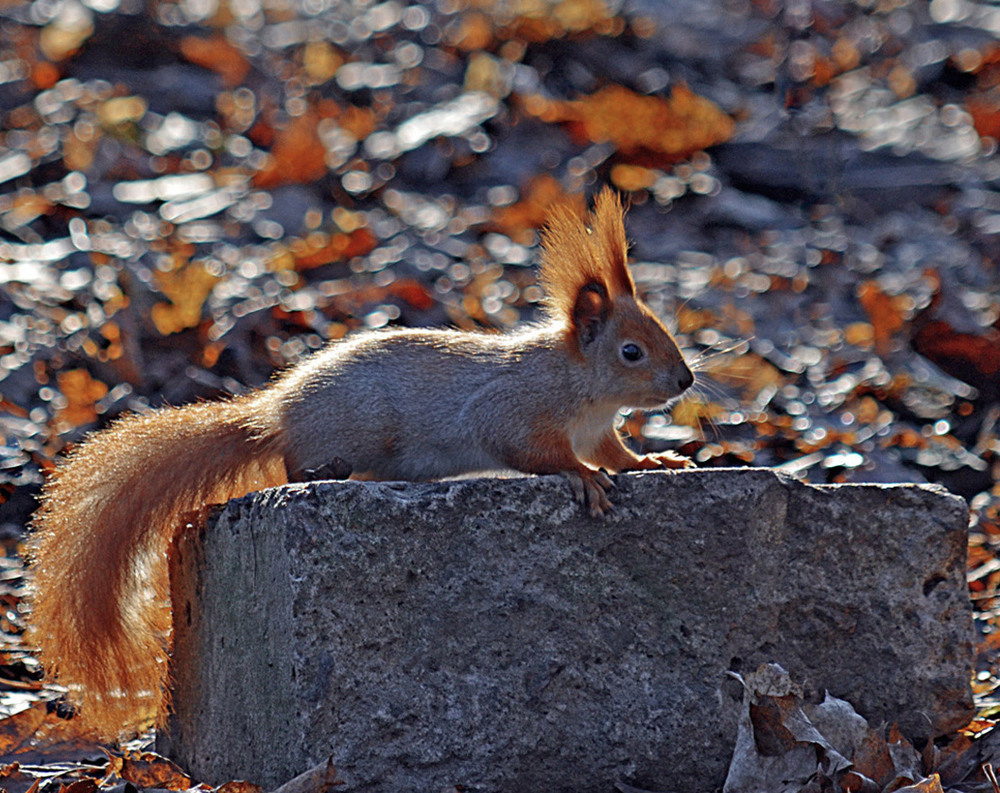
[{"xmin": 572, "ymin": 282, "xmax": 610, "ymax": 345}]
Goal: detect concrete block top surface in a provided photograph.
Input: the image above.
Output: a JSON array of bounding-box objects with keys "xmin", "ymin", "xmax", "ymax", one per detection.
[{"xmin": 164, "ymin": 467, "xmax": 973, "ymax": 793}]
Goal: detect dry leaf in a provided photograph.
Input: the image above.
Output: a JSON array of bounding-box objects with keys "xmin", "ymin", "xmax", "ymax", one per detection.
[
  {"xmin": 254, "ymin": 111, "xmax": 329, "ymax": 189},
  {"xmin": 456, "ymin": 0, "xmax": 619, "ymax": 46},
  {"xmin": 0, "ymin": 701, "xmax": 99, "ymax": 759},
  {"xmin": 151, "ymin": 259, "xmax": 220, "ymax": 335},
  {"xmin": 724, "ymin": 664, "xmax": 852, "ymax": 793},
  {"xmin": 912, "ymin": 319, "xmax": 1000, "ymax": 399},
  {"xmin": 285, "ymin": 228, "xmax": 378, "ymax": 270},
  {"xmin": 892, "ymin": 774, "xmax": 943, "ymax": 793},
  {"xmin": 54, "ymin": 369, "xmax": 108, "ymax": 429},
  {"xmin": 58, "ymin": 779, "xmax": 97, "ymax": 793},
  {"xmin": 857, "ymin": 280, "xmax": 908, "ymax": 356},
  {"xmin": 217, "ymin": 781, "xmax": 264, "ymax": 793},
  {"xmin": 525, "ymin": 83, "xmax": 735, "ymax": 164},
  {"xmin": 488, "ymin": 174, "xmax": 584, "ymax": 243},
  {"xmin": 180, "ymin": 35, "xmax": 251, "ymax": 88},
  {"xmin": 850, "ymin": 728, "xmax": 898, "ymax": 790},
  {"xmin": 112, "ymin": 750, "xmax": 193, "ymax": 791}
]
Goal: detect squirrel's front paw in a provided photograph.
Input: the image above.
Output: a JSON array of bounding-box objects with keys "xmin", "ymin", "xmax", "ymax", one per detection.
[
  {"xmin": 563, "ymin": 469, "xmax": 614, "ymax": 517},
  {"xmin": 645, "ymin": 451, "xmax": 695, "ymax": 470}
]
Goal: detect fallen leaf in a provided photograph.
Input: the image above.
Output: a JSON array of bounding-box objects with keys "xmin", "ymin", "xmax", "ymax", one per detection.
[
  {"xmin": 848, "ymin": 728, "xmax": 897, "ymax": 790},
  {"xmin": 912, "ymin": 319, "xmax": 1000, "ymax": 400},
  {"xmin": 456, "ymin": 0, "xmax": 619, "ymax": 45},
  {"xmin": 891, "ymin": 773, "xmax": 943, "ymax": 793},
  {"xmin": 857, "ymin": 280, "xmax": 908, "ymax": 357},
  {"xmin": 724, "ymin": 664, "xmax": 852, "ymax": 793},
  {"xmin": 111, "ymin": 750, "xmax": 192, "ymax": 791},
  {"xmin": 180, "ymin": 35, "xmax": 251, "ymax": 88},
  {"xmin": 151, "ymin": 258, "xmax": 220, "ymax": 336},
  {"xmin": 253, "ymin": 111, "xmax": 329, "ymax": 188},
  {"xmin": 286, "ymin": 228, "xmax": 378, "ymax": 270},
  {"xmin": 488, "ymin": 174, "xmax": 584, "ymax": 243},
  {"xmin": 525, "ymin": 83, "xmax": 735, "ymax": 165},
  {"xmin": 59, "ymin": 778, "xmax": 97, "ymax": 793},
  {"xmin": 54, "ymin": 369, "xmax": 108, "ymax": 430},
  {"xmin": 0, "ymin": 701, "xmax": 100, "ymax": 760},
  {"xmin": 217, "ymin": 781, "xmax": 264, "ymax": 793}
]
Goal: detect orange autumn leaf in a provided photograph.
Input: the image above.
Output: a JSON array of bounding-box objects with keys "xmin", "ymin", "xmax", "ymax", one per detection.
[
  {"xmin": 857, "ymin": 280, "xmax": 908, "ymax": 356},
  {"xmin": 31, "ymin": 61, "xmax": 60, "ymax": 90},
  {"xmin": 0, "ymin": 705, "xmax": 48, "ymax": 755},
  {"xmin": 451, "ymin": 11, "xmax": 495, "ymax": 51},
  {"xmin": 968, "ymin": 92, "xmax": 1000, "ymax": 140},
  {"xmin": 609, "ymin": 163, "xmax": 657, "ymax": 192},
  {"xmin": 151, "ymin": 259, "xmax": 220, "ymax": 335},
  {"xmin": 253, "ymin": 111, "xmax": 328, "ymax": 188},
  {"xmin": 336, "ymin": 105, "xmax": 377, "ymax": 140},
  {"xmin": 458, "ymin": 0, "xmax": 620, "ymax": 45},
  {"xmin": 59, "ymin": 779, "xmax": 97, "ymax": 793},
  {"xmin": 54, "ymin": 369, "xmax": 108, "ymax": 429},
  {"xmin": 389, "ymin": 279, "xmax": 436, "ymax": 311},
  {"xmin": 489, "ymin": 174, "xmax": 584, "ymax": 243},
  {"xmin": 312, "ymin": 99, "xmax": 381, "ymax": 140},
  {"xmin": 288, "ymin": 228, "xmax": 378, "ymax": 270},
  {"xmin": 912, "ymin": 319, "xmax": 1000, "ymax": 394},
  {"xmin": 850, "ymin": 728, "xmax": 896, "ymax": 790},
  {"xmin": 179, "ymin": 35, "xmax": 251, "ymax": 88},
  {"xmin": 886, "ymin": 428, "xmax": 927, "ymax": 450},
  {"xmin": 321, "ymin": 279, "xmax": 436, "ymax": 316},
  {"xmin": 525, "ymin": 83, "xmax": 735, "ymax": 164},
  {"xmin": 216, "ymin": 781, "xmax": 265, "ymax": 793},
  {"xmin": 0, "ymin": 701, "xmax": 100, "ymax": 756},
  {"xmin": 111, "ymin": 750, "xmax": 192, "ymax": 790}
]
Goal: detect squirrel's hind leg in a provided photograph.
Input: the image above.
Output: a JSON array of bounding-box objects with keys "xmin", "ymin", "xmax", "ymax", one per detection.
[{"xmin": 287, "ymin": 455, "xmax": 354, "ymax": 482}]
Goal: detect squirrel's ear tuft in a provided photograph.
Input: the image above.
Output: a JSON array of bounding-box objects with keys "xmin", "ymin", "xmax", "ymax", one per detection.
[
  {"xmin": 592, "ymin": 187, "xmax": 635, "ymax": 299},
  {"xmin": 539, "ymin": 187, "xmax": 634, "ymax": 327}
]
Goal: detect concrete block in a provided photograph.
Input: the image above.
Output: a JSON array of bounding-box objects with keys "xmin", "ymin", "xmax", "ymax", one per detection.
[{"xmin": 159, "ymin": 468, "xmax": 973, "ymax": 792}]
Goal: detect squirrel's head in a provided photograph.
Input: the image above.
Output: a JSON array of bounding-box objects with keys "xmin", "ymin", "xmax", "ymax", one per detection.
[{"xmin": 540, "ymin": 187, "xmax": 693, "ymax": 409}]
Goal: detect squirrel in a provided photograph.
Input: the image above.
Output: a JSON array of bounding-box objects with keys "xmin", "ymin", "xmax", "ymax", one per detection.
[{"xmin": 26, "ymin": 187, "xmax": 694, "ymax": 741}]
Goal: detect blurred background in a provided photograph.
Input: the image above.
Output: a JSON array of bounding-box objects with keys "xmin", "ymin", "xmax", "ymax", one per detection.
[{"xmin": 1, "ymin": 0, "xmax": 1000, "ymax": 739}]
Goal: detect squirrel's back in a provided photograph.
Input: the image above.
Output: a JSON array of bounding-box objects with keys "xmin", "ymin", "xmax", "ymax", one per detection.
[{"xmin": 275, "ymin": 324, "xmax": 578, "ymax": 480}]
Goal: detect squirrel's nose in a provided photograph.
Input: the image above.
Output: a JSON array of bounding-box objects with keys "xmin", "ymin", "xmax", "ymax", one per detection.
[{"xmin": 678, "ymin": 367, "xmax": 694, "ymax": 393}]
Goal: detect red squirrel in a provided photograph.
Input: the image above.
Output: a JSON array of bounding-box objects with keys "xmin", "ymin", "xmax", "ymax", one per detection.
[{"xmin": 27, "ymin": 187, "xmax": 694, "ymax": 740}]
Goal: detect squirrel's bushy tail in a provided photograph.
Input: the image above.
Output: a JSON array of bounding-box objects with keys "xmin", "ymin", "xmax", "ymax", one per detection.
[{"xmin": 27, "ymin": 397, "xmax": 287, "ymax": 739}]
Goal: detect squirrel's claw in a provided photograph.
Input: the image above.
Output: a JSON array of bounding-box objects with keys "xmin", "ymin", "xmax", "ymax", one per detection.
[
  {"xmin": 563, "ymin": 469, "xmax": 614, "ymax": 517},
  {"xmin": 595, "ymin": 469, "xmax": 615, "ymax": 490},
  {"xmin": 564, "ymin": 470, "xmax": 586, "ymax": 504}
]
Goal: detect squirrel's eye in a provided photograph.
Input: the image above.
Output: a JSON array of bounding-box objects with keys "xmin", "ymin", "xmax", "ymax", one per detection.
[{"xmin": 621, "ymin": 343, "xmax": 644, "ymax": 362}]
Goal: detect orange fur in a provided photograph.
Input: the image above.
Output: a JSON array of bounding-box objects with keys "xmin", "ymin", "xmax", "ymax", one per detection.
[
  {"xmin": 27, "ymin": 399, "xmax": 287, "ymax": 737},
  {"xmin": 539, "ymin": 187, "xmax": 635, "ymax": 324},
  {"xmin": 502, "ymin": 417, "xmax": 614, "ymax": 517},
  {"xmin": 584, "ymin": 429, "xmax": 646, "ymax": 471}
]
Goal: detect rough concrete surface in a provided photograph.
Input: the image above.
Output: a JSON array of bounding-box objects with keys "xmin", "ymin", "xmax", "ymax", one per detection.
[{"xmin": 159, "ymin": 468, "xmax": 973, "ymax": 792}]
